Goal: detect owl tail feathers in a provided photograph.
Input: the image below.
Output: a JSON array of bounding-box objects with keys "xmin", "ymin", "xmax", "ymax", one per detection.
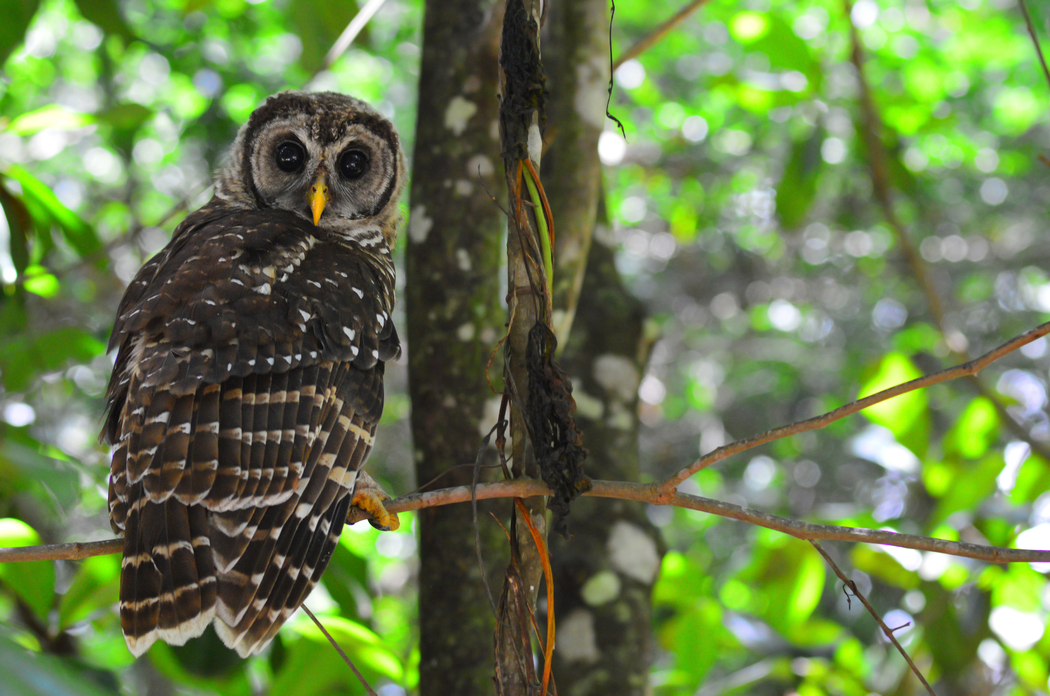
[{"xmin": 120, "ymin": 496, "xmax": 217, "ymax": 657}]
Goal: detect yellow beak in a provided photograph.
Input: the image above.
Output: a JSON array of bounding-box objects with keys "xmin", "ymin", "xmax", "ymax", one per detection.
[{"xmin": 310, "ymin": 176, "xmax": 330, "ymax": 226}]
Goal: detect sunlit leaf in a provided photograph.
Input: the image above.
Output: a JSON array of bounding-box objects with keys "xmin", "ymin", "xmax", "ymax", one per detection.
[
  {"xmin": 0, "ymin": 518, "xmax": 55, "ymax": 621},
  {"xmin": 776, "ymin": 126, "xmax": 823, "ymax": 228},
  {"xmin": 0, "ymin": 634, "xmax": 114, "ymax": 696},
  {"xmin": 944, "ymin": 397, "xmax": 999, "ymax": 459},
  {"xmin": 930, "ymin": 453, "xmax": 1004, "ymax": 529},
  {"xmin": 59, "ymin": 555, "xmax": 120, "ymax": 630},
  {"xmin": 3, "ymin": 166, "xmax": 102, "ymax": 258},
  {"xmin": 6, "ymin": 105, "xmax": 93, "ymax": 136},
  {"xmin": 857, "ymin": 352, "xmax": 929, "ymax": 457}
]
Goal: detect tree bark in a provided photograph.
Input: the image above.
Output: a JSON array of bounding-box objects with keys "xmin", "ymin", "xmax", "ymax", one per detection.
[
  {"xmin": 551, "ymin": 222, "xmax": 662, "ymax": 696},
  {"xmin": 407, "ymin": 2, "xmax": 507, "ymax": 694}
]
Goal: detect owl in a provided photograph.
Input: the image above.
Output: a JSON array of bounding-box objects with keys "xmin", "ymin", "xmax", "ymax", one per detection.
[{"xmin": 102, "ymin": 91, "xmax": 404, "ymax": 658}]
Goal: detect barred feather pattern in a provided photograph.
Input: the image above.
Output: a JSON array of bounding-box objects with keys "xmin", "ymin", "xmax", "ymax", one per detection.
[{"xmin": 104, "ymin": 202, "xmax": 399, "ymax": 657}]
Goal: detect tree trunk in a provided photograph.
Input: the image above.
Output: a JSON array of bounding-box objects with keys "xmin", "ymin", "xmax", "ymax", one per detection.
[
  {"xmin": 406, "ymin": 2, "xmax": 507, "ymax": 694},
  {"xmin": 550, "ymin": 229, "xmax": 662, "ymax": 695}
]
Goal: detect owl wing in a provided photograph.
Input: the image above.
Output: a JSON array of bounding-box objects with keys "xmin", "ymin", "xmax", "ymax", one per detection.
[{"xmin": 105, "ymin": 203, "xmax": 398, "ymax": 656}]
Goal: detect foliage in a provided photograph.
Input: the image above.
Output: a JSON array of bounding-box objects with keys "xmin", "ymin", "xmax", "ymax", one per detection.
[{"xmin": 0, "ymin": 0, "xmax": 1048, "ymax": 694}]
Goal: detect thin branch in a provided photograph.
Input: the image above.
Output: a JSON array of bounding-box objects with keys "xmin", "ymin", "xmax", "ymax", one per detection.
[
  {"xmin": 810, "ymin": 541, "xmax": 936, "ymax": 696},
  {"xmin": 4, "ymin": 478, "xmax": 1048, "ymax": 565},
  {"xmin": 1019, "ymin": 0, "xmax": 1050, "ymax": 91},
  {"xmin": 613, "ymin": 0, "xmax": 711, "ymax": 71},
  {"xmin": 300, "ymin": 604, "xmax": 378, "ymax": 696},
  {"xmin": 662, "ymin": 320, "xmax": 1050, "ymax": 490},
  {"xmin": 322, "ymin": 0, "xmax": 390, "ymax": 71}
]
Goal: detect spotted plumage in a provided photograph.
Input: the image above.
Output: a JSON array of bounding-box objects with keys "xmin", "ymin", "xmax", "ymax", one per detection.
[{"xmin": 103, "ymin": 91, "xmax": 405, "ymax": 657}]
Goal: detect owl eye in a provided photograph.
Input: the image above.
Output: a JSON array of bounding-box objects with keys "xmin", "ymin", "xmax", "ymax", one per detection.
[
  {"xmin": 275, "ymin": 141, "xmax": 306, "ymax": 172},
  {"xmin": 338, "ymin": 149, "xmax": 370, "ymax": 180}
]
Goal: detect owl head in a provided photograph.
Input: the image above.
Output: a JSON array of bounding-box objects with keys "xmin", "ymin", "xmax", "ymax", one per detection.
[{"xmin": 215, "ymin": 91, "xmax": 406, "ymax": 247}]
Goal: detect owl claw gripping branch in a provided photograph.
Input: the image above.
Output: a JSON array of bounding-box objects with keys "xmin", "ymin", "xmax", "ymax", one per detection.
[{"xmin": 102, "ymin": 92, "xmax": 405, "ymax": 658}]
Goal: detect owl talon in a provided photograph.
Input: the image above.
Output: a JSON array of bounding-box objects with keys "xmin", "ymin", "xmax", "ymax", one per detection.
[{"xmin": 347, "ymin": 474, "xmax": 400, "ymax": 531}]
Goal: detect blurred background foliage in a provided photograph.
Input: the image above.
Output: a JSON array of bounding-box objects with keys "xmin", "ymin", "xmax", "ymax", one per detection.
[{"xmin": 0, "ymin": 0, "xmax": 1048, "ymax": 694}]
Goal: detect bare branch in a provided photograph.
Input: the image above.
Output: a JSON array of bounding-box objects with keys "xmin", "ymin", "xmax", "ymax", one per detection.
[
  {"xmin": 1019, "ymin": 0, "xmax": 1050, "ymax": 91},
  {"xmin": 810, "ymin": 541, "xmax": 937, "ymax": 696},
  {"xmin": 4, "ymin": 478, "xmax": 1047, "ymax": 566},
  {"xmin": 662, "ymin": 320, "xmax": 1050, "ymax": 490},
  {"xmin": 613, "ymin": 0, "xmax": 711, "ymax": 71}
]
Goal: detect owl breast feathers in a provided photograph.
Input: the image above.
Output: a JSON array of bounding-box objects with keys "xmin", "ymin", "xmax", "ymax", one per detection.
[{"xmin": 103, "ymin": 91, "xmax": 405, "ymax": 657}]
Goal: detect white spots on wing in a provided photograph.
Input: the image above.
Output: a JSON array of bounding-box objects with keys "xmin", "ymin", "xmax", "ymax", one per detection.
[
  {"xmin": 456, "ymin": 323, "xmax": 475, "ymax": 341},
  {"xmin": 298, "ymin": 309, "xmax": 311, "ymax": 322},
  {"xmin": 254, "ymin": 283, "xmax": 271, "ymax": 295},
  {"xmin": 444, "ymin": 96, "xmax": 477, "ymax": 136},
  {"xmin": 371, "ymin": 349, "xmax": 379, "ymax": 360},
  {"xmin": 266, "ymin": 357, "xmax": 274, "ymax": 366},
  {"xmin": 351, "ymin": 287, "xmax": 364, "ymax": 299},
  {"xmin": 307, "ymin": 280, "xmax": 321, "ymax": 289},
  {"xmin": 350, "ymin": 345, "xmax": 359, "ymax": 357},
  {"xmin": 376, "ymin": 313, "xmax": 386, "ymax": 328},
  {"xmin": 557, "ymin": 610, "xmax": 601, "ymax": 664},
  {"xmin": 248, "ymin": 359, "xmax": 256, "ymax": 366},
  {"xmin": 593, "ymin": 354, "xmax": 640, "ymax": 402},
  {"xmin": 343, "ymin": 326, "xmax": 356, "ymax": 341},
  {"xmin": 409, "ymin": 205, "xmax": 433, "ymax": 244},
  {"xmin": 466, "ymin": 154, "xmax": 495, "ymax": 178},
  {"xmin": 456, "ymin": 249, "xmax": 471, "ymax": 271},
  {"xmin": 204, "ymin": 299, "xmax": 216, "ymax": 306},
  {"xmin": 607, "ymin": 521, "xmax": 660, "ymax": 584},
  {"xmin": 231, "ymin": 278, "xmax": 245, "ymax": 287}
]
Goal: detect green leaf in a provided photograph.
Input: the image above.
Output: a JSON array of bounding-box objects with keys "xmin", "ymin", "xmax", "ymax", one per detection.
[
  {"xmin": 96, "ymin": 102, "xmax": 153, "ymax": 131},
  {"xmin": 320, "ymin": 542, "xmax": 370, "ymax": 621},
  {"xmin": 71, "ymin": 0, "xmax": 136, "ymax": 43},
  {"xmin": 6, "ymin": 105, "xmax": 93, "ymax": 136},
  {"xmin": 736, "ymin": 536, "xmax": 827, "ymax": 637},
  {"xmin": 1011, "ymin": 451, "xmax": 1050, "ymax": 503},
  {"xmin": 851, "ymin": 546, "xmax": 919, "ymax": 590},
  {"xmin": 0, "ymin": 184, "xmax": 32, "ymax": 276},
  {"xmin": 271, "ymin": 616, "xmax": 403, "ymax": 696},
  {"xmin": 930, "ymin": 453, "xmax": 1004, "ymax": 528},
  {"xmin": 0, "ymin": 326, "xmax": 106, "ymax": 391},
  {"xmin": 857, "ymin": 352, "xmax": 929, "ymax": 457},
  {"xmin": 59, "ymin": 555, "xmax": 120, "ymax": 630},
  {"xmin": 285, "ymin": 0, "xmax": 359, "ymax": 74},
  {"xmin": 776, "ymin": 126, "xmax": 823, "ymax": 228},
  {"xmin": 3, "ymin": 166, "xmax": 102, "ymax": 259},
  {"xmin": 0, "ymin": 634, "xmax": 114, "ymax": 696},
  {"xmin": 0, "ymin": 0, "xmax": 40, "ymax": 67},
  {"xmin": 944, "ymin": 397, "xmax": 999, "ymax": 459},
  {"xmin": 0, "ymin": 518, "xmax": 55, "ymax": 621}
]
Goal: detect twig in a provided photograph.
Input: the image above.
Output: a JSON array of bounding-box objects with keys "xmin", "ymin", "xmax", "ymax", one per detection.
[
  {"xmin": 1019, "ymin": 0, "xmax": 1050, "ymax": 90},
  {"xmin": 322, "ymin": 0, "xmax": 390, "ymax": 71},
  {"xmin": 612, "ymin": 0, "xmax": 711, "ymax": 71},
  {"xmin": 810, "ymin": 541, "xmax": 936, "ymax": 696},
  {"xmin": 300, "ymin": 604, "xmax": 378, "ymax": 696},
  {"xmin": 4, "ymin": 478, "xmax": 1049, "ymax": 565},
  {"xmin": 661, "ymin": 320, "xmax": 1050, "ymax": 490}
]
